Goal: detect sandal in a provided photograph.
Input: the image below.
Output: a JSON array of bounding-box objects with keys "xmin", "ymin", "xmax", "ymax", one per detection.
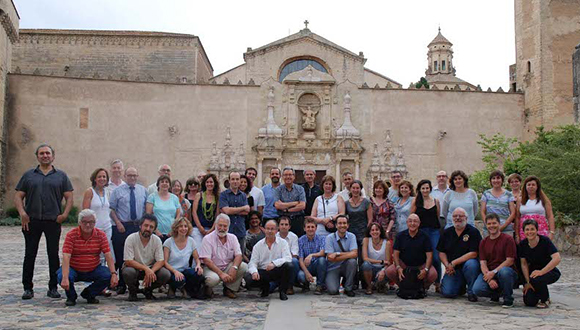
[{"xmin": 537, "ymin": 302, "xmax": 548, "ymax": 309}]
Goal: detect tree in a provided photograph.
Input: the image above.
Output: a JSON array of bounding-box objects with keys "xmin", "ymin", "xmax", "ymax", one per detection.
[{"xmin": 415, "ymin": 77, "xmax": 429, "ymax": 89}]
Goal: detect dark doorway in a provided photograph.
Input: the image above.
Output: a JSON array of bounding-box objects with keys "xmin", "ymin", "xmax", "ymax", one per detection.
[{"xmin": 294, "ymin": 170, "xmax": 326, "ymax": 185}]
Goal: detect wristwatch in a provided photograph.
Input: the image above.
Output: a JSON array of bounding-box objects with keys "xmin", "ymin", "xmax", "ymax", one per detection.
[
  {"xmin": 233, "ymin": 265, "xmax": 239, "ymax": 270},
  {"xmin": 492, "ymin": 269, "xmax": 498, "ymax": 274},
  {"xmin": 380, "ymin": 260, "xmax": 385, "ymax": 265},
  {"xmin": 111, "ymin": 271, "xmax": 117, "ymax": 275},
  {"xmin": 424, "ymin": 268, "xmax": 429, "ymax": 273},
  {"xmin": 336, "ymin": 252, "xmax": 341, "ymax": 256}
]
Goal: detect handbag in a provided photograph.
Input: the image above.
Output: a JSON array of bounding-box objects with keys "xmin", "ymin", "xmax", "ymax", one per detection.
[{"xmin": 322, "ymin": 196, "xmax": 337, "ymax": 233}]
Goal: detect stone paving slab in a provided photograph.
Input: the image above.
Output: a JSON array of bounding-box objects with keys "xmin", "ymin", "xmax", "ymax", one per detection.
[{"xmin": 1, "ymin": 227, "xmax": 579, "ymax": 329}]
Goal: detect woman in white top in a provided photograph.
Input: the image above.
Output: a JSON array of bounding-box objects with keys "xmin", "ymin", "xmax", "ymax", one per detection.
[
  {"xmin": 163, "ymin": 217, "xmax": 204, "ymax": 299},
  {"xmin": 361, "ymin": 222, "xmax": 391, "ymax": 295},
  {"xmin": 82, "ymin": 168, "xmax": 114, "ymax": 264},
  {"xmin": 308, "ymin": 175, "xmax": 345, "ymax": 237},
  {"xmin": 515, "ymin": 176, "xmax": 555, "ymax": 242}
]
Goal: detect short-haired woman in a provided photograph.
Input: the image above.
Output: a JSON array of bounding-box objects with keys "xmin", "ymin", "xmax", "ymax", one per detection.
[
  {"xmin": 480, "ymin": 170, "xmax": 516, "ymax": 236},
  {"xmin": 441, "ymin": 170, "xmax": 478, "ymax": 228},
  {"xmin": 146, "ymin": 175, "xmax": 181, "ymax": 241},
  {"xmin": 163, "ymin": 218, "xmax": 205, "ymax": 299},
  {"xmin": 519, "ymin": 219, "xmax": 561, "ymax": 308},
  {"xmin": 171, "ymin": 179, "xmax": 191, "ymax": 217},
  {"xmin": 309, "ymin": 175, "xmax": 345, "ymax": 238},
  {"xmin": 370, "ymin": 180, "xmax": 396, "ymax": 240}
]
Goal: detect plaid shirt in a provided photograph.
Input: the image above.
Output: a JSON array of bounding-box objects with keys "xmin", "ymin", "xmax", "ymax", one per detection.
[{"xmin": 298, "ymin": 234, "xmax": 325, "ymax": 261}]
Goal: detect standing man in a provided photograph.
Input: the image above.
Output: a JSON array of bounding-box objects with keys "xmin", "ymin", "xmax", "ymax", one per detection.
[
  {"xmin": 245, "ymin": 167, "xmax": 265, "ymax": 214},
  {"xmin": 219, "ymin": 172, "xmax": 250, "ymax": 252},
  {"xmin": 147, "ymin": 164, "xmax": 172, "ymax": 195},
  {"xmin": 274, "ymin": 167, "xmax": 306, "ymax": 236},
  {"xmin": 388, "ymin": 171, "xmax": 403, "ymax": 203},
  {"xmin": 338, "ymin": 172, "xmax": 366, "ymax": 202},
  {"xmin": 301, "ymin": 169, "xmax": 322, "ymax": 217},
  {"xmin": 431, "ymin": 170, "xmax": 449, "ymax": 219},
  {"xmin": 109, "ymin": 167, "xmax": 148, "ymax": 294},
  {"xmin": 246, "ymin": 220, "xmax": 292, "ymax": 300},
  {"xmin": 108, "ymin": 159, "xmax": 125, "ymax": 191},
  {"xmin": 262, "ymin": 168, "xmax": 281, "ymax": 222},
  {"xmin": 325, "ymin": 215, "xmax": 358, "ymax": 297},
  {"xmin": 15, "ymin": 144, "xmax": 74, "ymax": 300}
]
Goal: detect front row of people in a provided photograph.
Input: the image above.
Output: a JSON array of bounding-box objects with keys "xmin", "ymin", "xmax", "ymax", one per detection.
[{"xmin": 57, "ymin": 207, "xmax": 560, "ymax": 308}]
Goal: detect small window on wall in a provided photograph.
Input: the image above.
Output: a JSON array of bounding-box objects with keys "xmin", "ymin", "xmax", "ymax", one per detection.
[
  {"xmin": 279, "ymin": 59, "xmax": 328, "ymax": 82},
  {"xmin": 527, "ymin": 61, "xmax": 532, "ymax": 73},
  {"xmin": 442, "ymin": 60, "xmax": 446, "ymax": 71},
  {"xmin": 434, "ymin": 61, "xmax": 438, "ymax": 71}
]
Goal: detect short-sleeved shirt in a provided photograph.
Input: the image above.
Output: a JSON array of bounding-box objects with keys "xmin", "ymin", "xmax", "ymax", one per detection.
[
  {"xmin": 62, "ymin": 227, "xmax": 110, "ymax": 272},
  {"xmin": 430, "ymin": 185, "xmax": 449, "ymax": 217},
  {"xmin": 146, "ymin": 192, "xmax": 180, "ymax": 234},
  {"xmin": 325, "ymin": 231, "xmax": 358, "ymax": 271},
  {"xmin": 299, "ymin": 234, "xmax": 326, "ymax": 262},
  {"xmin": 262, "ymin": 184, "xmax": 279, "ymax": 219},
  {"xmin": 199, "ymin": 231, "xmax": 242, "ymax": 271},
  {"xmin": 249, "ymin": 186, "xmax": 266, "ymax": 211},
  {"xmin": 219, "ymin": 189, "xmax": 249, "ymax": 239},
  {"xmin": 393, "ymin": 230, "xmax": 432, "ymax": 267},
  {"xmin": 277, "ymin": 231, "xmax": 299, "ymax": 256},
  {"xmin": 163, "ymin": 237, "xmax": 196, "ymax": 272},
  {"xmin": 123, "ymin": 233, "xmax": 164, "ymax": 268},
  {"xmin": 302, "ymin": 183, "xmax": 323, "ymax": 216},
  {"xmin": 481, "ymin": 189, "xmax": 515, "ymax": 231},
  {"xmin": 437, "ymin": 224, "xmax": 482, "ymax": 264},
  {"xmin": 479, "ymin": 233, "xmax": 517, "ymax": 270},
  {"xmin": 15, "ymin": 166, "xmax": 74, "ymax": 221},
  {"xmin": 519, "ymin": 236, "xmax": 558, "ymax": 272},
  {"xmin": 274, "ymin": 184, "xmax": 306, "ymax": 217},
  {"xmin": 109, "ymin": 183, "xmax": 148, "ymax": 222}
]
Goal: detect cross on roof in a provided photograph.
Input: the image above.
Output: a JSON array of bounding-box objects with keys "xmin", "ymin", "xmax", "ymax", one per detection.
[{"xmin": 304, "ymin": 20, "xmax": 309, "ymax": 29}]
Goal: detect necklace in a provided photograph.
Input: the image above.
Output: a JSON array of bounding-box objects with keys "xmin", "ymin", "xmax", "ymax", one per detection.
[
  {"xmin": 201, "ymin": 193, "xmax": 216, "ymax": 221},
  {"xmin": 96, "ymin": 187, "xmax": 106, "ymax": 208}
]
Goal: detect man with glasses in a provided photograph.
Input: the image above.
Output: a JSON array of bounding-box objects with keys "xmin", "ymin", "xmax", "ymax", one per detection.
[
  {"xmin": 109, "ymin": 167, "xmax": 148, "ymax": 294},
  {"xmin": 431, "ymin": 171, "xmax": 450, "ymax": 218},
  {"xmin": 57, "ymin": 209, "xmax": 118, "ymax": 306},
  {"xmin": 147, "ymin": 164, "xmax": 172, "ymax": 195},
  {"xmin": 388, "ymin": 171, "xmax": 403, "ymax": 203},
  {"xmin": 274, "ymin": 167, "xmax": 306, "ymax": 236}
]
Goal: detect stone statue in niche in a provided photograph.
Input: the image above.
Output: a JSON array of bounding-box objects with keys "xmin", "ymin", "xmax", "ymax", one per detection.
[{"xmin": 299, "ymin": 105, "xmax": 320, "ymax": 131}]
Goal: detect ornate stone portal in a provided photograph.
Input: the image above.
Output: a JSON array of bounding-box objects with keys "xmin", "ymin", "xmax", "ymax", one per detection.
[{"xmin": 366, "ymin": 130, "xmax": 408, "ymax": 184}]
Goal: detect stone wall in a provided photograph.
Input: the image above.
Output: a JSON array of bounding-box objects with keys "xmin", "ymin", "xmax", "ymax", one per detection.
[
  {"xmin": 554, "ymin": 226, "xmax": 580, "ymax": 256},
  {"xmin": 574, "ymin": 43, "xmax": 580, "ymax": 123},
  {"xmin": 12, "ymin": 29, "xmax": 213, "ymax": 84},
  {"xmin": 4, "ymin": 74, "xmax": 523, "ymax": 208}
]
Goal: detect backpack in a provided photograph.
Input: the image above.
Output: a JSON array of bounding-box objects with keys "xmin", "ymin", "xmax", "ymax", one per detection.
[{"xmin": 396, "ymin": 267, "xmax": 426, "ymax": 299}]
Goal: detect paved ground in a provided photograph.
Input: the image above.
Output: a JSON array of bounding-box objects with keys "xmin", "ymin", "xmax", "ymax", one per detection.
[{"xmin": 1, "ymin": 226, "xmax": 579, "ymax": 330}]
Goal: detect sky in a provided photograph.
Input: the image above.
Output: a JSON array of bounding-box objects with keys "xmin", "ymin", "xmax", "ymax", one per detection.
[{"xmin": 14, "ymin": 0, "xmax": 515, "ymax": 89}]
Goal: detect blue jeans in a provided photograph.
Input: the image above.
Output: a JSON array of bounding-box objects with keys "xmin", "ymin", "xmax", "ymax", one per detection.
[
  {"xmin": 473, "ymin": 267, "xmax": 518, "ymax": 303},
  {"xmin": 270, "ymin": 258, "xmax": 300, "ymax": 291},
  {"xmin": 441, "ymin": 258, "xmax": 480, "ymax": 297},
  {"xmin": 57, "ymin": 265, "xmax": 111, "ymax": 300},
  {"xmin": 325, "ymin": 259, "xmax": 357, "ymax": 294},
  {"xmin": 169, "ymin": 268, "xmax": 205, "ymax": 295},
  {"xmin": 112, "ymin": 222, "xmax": 140, "ymax": 288},
  {"xmin": 297, "ymin": 257, "xmax": 327, "ymax": 286},
  {"xmin": 421, "ymin": 228, "xmax": 441, "ymax": 283}
]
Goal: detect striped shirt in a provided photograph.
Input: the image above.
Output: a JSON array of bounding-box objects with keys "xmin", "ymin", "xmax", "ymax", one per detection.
[
  {"xmin": 298, "ymin": 234, "xmax": 325, "ymax": 261},
  {"xmin": 481, "ymin": 189, "xmax": 515, "ymax": 231},
  {"xmin": 62, "ymin": 227, "xmax": 110, "ymax": 273}
]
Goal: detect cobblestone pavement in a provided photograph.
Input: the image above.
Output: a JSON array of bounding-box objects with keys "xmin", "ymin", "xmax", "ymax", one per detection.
[{"xmin": 1, "ymin": 226, "xmax": 579, "ymax": 330}]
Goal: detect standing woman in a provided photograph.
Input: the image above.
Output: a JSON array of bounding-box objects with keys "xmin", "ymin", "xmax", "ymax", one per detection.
[
  {"xmin": 441, "ymin": 170, "xmax": 478, "ymax": 229},
  {"xmin": 410, "ymin": 179, "xmax": 441, "ymax": 292},
  {"xmin": 172, "ymin": 180, "xmax": 191, "ymax": 217},
  {"xmin": 516, "ymin": 176, "xmax": 555, "ymax": 242},
  {"xmin": 361, "ymin": 223, "xmax": 391, "ymax": 295},
  {"xmin": 82, "ymin": 168, "xmax": 114, "ymax": 264},
  {"xmin": 184, "ymin": 178, "xmax": 200, "ymax": 213},
  {"xmin": 394, "ymin": 180, "xmax": 415, "ymax": 233},
  {"xmin": 370, "ymin": 180, "xmax": 396, "ymax": 240},
  {"xmin": 146, "ymin": 174, "xmax": 181, "ymax": 241},
  {"xmin": 310, "ymin": 175, "xmax": 345, "ymax": 238},
  {"xmin": 480, "ymin": 170, "xmax": 516, "ymax": 236},
  {"xmin": 239, "ymin": 174, "xmax": 255, "ymax": 228},
  {"xmin": 346, "ymin": 180, "xmax": 373, "ymax": 246},
  {"xmin": 507, "ymin": 173, "xmax": 523, "ymax": 204},
  {"xmin": 191, "ymin": 173, "xmax": 220, "ymax": 248},
  {"xmin": 519, "ymin": 219, "xmax": 561, "ymax": 308}
]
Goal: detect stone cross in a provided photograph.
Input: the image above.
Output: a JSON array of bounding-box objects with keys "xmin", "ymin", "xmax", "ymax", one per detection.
[{"xmin": 304, "ymin": 20, "xmax": 309, "ymax": 29}]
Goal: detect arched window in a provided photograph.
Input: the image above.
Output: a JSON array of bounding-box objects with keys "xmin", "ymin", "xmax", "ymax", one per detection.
[{"xmin": 279, "ymin": 59, "xmax": 328, "ymax": 82}]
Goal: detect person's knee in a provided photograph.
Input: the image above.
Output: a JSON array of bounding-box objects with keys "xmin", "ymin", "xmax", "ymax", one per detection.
[
  {"xmin": 157, "ymin": 268, "xmax": 171, "ymax": 284},
  {"xmin": 361, "ymin": 261, "xmax": 373, "ymax": 272},
  {"xmin": 345, "ymin": 258, "xmax": 357, "ymax": 268}
]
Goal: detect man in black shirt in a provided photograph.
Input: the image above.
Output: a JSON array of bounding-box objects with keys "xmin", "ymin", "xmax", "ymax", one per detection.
[
  {"xmin": 437, "ymin": 208, "xmax": 482, "ymax": 302},
  {"xmin": 301, "ymin": 169, "xmax": 322, "ymax": 217},
  {"xmin": 14, "ymin": 144, "xmax": 74, "ymax": 300}
]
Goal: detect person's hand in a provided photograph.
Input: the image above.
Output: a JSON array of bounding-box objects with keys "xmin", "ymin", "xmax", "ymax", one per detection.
[
  {"xmin": 155, "ymin": 230, "xmax": 162, "ymax": 237},
  {"xmin": 445, "ymin": 262, "xmax": 455, "ymax": 275},
  {"xmin": 265, "ymin": 262, "xmax": 275, "ymax": 271},
  {"xmin": 195, "ymin": 265, "xmax": 203, "ymax": 275},
  {"xmin": 530, "ymin": 270, "xmax": 544, "ymax": 278},
  {"xmin": 242, "ymin": 205, "xmax": 251, "ymax": 213},
  {"xmin": 143, "ymin": 268, "xmax": 157, "ymax": 287},
  {"xmin": 56, "ymin": 214, "xmax": 67, "ymax": 224},
  {"xmin": 304, "ymin": 255, "xmax": 313, "ymax": 267},
  {"xmin": 252, "ymin": 272, "xmax": 260, "ymax": 281},
  {"xmin": 60, "ymin": 277, "xmax": 70, "ymax": 291},
  {"xmin": 515, "ymin": 236, "xmax": 520, "ymax": 244},
  {"xmin": 306, "ymin": 272, "xmax": 314, "ymax": 283},
  {"xmin": 110, "ymin": 274, "xmax": 119, "ymax": 288},
  {"xmin": 200, "ymin": 228, "xmax": 207, "ymax": 236},
  {"xmin": 117, "ymin": 222, "xmax": 126, "ymax": 233},
  {"xmin": 523, "ymin": 282, "xmax": 534, "ymax": 295},
  {"xmin": 418, "ymin": 269, "xmax": 427, "ymax": 280},
  {"xmin": 219, "ymin": 272, "xmax": 233, "ymax": 283},
  {"xmin": 174, "ymin": 270, "xmax": 185, "ymax": 282},
  {"xmin": 489, "ymin": 279, "xmax": 499, "ymax": 290},
  {"xmin": 21, "ymin": 213, "xmax": 30, "ymax": 231},
  {"xmin": 377, "ymin": 269, "xmax": 386, "ymax": 282},
  {"xmin": 483, "ymin": 270, "xmax": 495, "ymax": 282},
  {"xmin": 397, "ymin": 267, "xmax": 405, "ymax": 281},
  {"xmin": 227, "ymin": 266, "xmax": 237, "ymax": 279}
]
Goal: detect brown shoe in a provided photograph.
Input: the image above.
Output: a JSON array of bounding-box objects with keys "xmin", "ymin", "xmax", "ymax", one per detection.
[
  {"xmin": 223, "ymin": 287, "xmax": 237, "ymax": 299},
  {"xmin": 286, "ymin": 287, "xmax": 295, "ymax": 295},
  {"xmin": 204, "ymin": 286, "xmax": 213, "ymax": 299}
]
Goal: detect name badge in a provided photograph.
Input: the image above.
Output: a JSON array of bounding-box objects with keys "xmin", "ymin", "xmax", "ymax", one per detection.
[{"xmin": 463, "ymin": 235, "xmax": 469, "ymax": 242}]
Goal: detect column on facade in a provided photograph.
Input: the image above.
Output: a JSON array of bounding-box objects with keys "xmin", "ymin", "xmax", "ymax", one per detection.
[
  {"xmin": 336, "ymin": 162, "xmax": 341, "ymax": 190},
  {"xmin": 257, "ymin": 159, "xmax": 263, "ymax": 187}
]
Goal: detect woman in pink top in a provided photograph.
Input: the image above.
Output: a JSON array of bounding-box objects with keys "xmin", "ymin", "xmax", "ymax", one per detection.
[{"xmin": 515, "ymin": 176, "xmax": 555, "ymax": 242}]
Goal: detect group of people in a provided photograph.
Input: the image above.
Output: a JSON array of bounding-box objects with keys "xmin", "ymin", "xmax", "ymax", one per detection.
[{"xmin": 14, "ymin": 143, "xmax": 561, "ymax": 308}]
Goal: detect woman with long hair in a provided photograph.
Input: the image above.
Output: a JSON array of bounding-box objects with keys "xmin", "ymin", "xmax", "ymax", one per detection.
[
  {"xmin": 515, "ymin": 176, "xmax": 555, "ymax": 242},
  {"xmin": 370, "ymin": 180, "xmax": 396, "ymax": 240},
  {"xmin": 191, "ymin": 173, "xmax": 220, "ymax": 248},
  {"xmin": 361, "ymin": 222, "xmax": 391, "ymax": 295},
  {"xmin": 346, "ymin": 180, "xmax": 373, "ymax": 245},
  {"xmin": 394, "ymin": 180, "xmax": 415, "ymax": 233}
]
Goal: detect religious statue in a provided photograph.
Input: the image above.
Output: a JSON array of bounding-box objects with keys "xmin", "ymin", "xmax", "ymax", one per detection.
[{"xmin": 300, "ymin": 105, "xmax": 319, "ymax": 131}]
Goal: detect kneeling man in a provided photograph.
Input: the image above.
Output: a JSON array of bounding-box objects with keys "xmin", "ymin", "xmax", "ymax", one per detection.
[
  {"xmin": 246, "ymin": 220, "xmax": 293, "ymax": 300},
  {"xmin": 325, "ymin": 215, "xmax": 358, "ymax": 297},
  {"xmin": 58, "ymin": 209, "xmax": 118, "ymax": 306},
  {"xmin": 122, "ymin": 214, "xmax": 171, "ymax": 301}
]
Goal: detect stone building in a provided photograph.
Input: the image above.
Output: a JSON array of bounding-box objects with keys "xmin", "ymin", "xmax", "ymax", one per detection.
[{"xmin": 0, "ymin": 2, "xmax": 579, "ymax": 211}]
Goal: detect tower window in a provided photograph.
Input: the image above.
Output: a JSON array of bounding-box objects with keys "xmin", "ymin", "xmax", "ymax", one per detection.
[
  {"xmin": 442, "ymin": 60, "xmax": 446, "ymax": 71},
  {"xmin": 434, "ymin": 61, "xmax": 438, "ymax": 71},
  {"xmin": 527, "ymin": 61, "xmax": 531, "ymax": 73},
  {"xmin": 279, "ymin": 59, "xmax": 328, "ymax": 82}
]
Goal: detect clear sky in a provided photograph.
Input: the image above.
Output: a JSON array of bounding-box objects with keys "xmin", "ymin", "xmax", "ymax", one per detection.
[{"xmin": 14, "ymin": 0, "xmax": 515, "ymax": 89}]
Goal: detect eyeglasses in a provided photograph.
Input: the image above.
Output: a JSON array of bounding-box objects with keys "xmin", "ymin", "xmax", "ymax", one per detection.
[
  {"xmin": 81, "ymin": 220, "xmax": 96, "ymax": 225},
  {"xmin": 452, "ymin": 215, "xmax": 467, "ymax": 219}
]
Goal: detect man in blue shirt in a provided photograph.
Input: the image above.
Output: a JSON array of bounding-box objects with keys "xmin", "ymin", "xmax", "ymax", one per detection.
[
  {"xmin": 274, "ymin": 167, "xmax": 306, "ymax": 236},
  {"xmin": 298, "ymin": 218, "xmax": 327, "ymax": 294},
  {"xmin": 261, "ymin": 168, "xmax": 281, "ymax": 223},
  {"xmin": 325, "ymin": 215, "xmax": 358, "ymax": 297},
  {"xmin": 219, "ymin": 172, "xmax": 250, "ymax": 253}
]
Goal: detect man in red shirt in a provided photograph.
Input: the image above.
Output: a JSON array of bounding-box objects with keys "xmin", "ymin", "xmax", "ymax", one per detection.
[
  {"xmin": 57, "ymin": 209, "xmax": 118, "ymax": 306},
  {"xmin": 473, "ymin": 213, "xmax": 518, "ymax": 307}
]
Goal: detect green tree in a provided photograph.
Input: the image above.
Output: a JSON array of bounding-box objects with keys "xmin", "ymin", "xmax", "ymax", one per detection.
[{"xmin": 414, "ymin": 77, "xmax": 429, "ymax": 89}]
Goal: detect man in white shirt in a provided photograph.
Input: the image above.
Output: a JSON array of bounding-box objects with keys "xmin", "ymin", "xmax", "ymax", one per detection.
[
  {"xmin": 431, "ymin": 170, "xmax": 450, "ymax": 218},
  {"xmin": 276, "ymin": 216, "xmax": 299, "ymax": 294},
  {"xmin": 246, "ymin": 220, "xmax": 292, "ymax": 300},
  {"xmin": 108, "ymin": 159, "xmax": 125, "ymax": 191},
  {"xmin": 147, "ymin": 164, "xmax": 171, "ymax": 195},
  {"xmin": 245, "ymin": 167, "xmax": 265, "ymax": 214},
  {"xmin": 338, "ymin": 171, "xmax": 366, "ymax": 202}
]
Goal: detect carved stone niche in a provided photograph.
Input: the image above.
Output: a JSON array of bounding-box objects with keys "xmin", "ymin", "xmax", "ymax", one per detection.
[{"xmin": 297, "ymin": 93, "xmax": 321, "ymax": 139}]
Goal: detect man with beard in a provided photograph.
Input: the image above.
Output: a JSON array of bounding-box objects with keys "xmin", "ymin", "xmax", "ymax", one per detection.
[
  {"xmin": 325, "ymin": 215, "xmax": 358, "ymax": 297},
  {"xmin": 262, "ymin": 168, "xmax": 281, "ymax": 222},
  {"xmin": 199, "ymin": 214, "xmax": 247, "ymax": 299},
  {"xmin": 122, "ymin": 214, "xmax": 170, "ymax": 301},
  {"xmin": 437, "ymin": 207, "xmax": 482, "ymax": 302}
]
